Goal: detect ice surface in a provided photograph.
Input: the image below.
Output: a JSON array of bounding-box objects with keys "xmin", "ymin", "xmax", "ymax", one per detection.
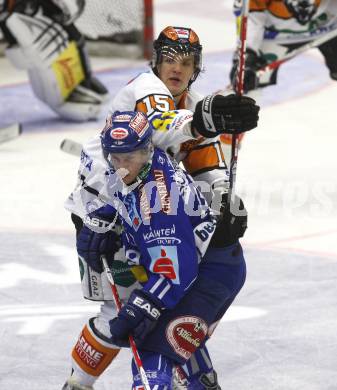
[{"xmin": 0, "ymin": 1, "xmax": 336, "ymax": 389}]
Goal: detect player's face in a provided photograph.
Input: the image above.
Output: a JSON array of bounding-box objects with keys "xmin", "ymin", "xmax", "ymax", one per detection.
[
  {"xmin": 109, "ymin": 149, "xmax": 150, "ymax": 184},
  {"xmin": 157, "ymin": 54, "xmax": 195, "ymax": 98}
]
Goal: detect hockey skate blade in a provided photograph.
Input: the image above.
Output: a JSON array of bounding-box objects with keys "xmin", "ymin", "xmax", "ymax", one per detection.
[
  {"xmin": 0, "ymin": 123, "xmax": 22, "ymax": 145},
  {"xmin": 60, "ymin": 138, "xmax": 83, "ymax": 157}
]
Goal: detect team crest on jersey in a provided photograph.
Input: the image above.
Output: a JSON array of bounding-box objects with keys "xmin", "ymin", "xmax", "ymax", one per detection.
[
  {"xmin": 147, "ymin": 245, "xmax": 179, "ymax": 283},
  {"xmin": 166, "ymin": 316, "xmax": 208, "ymax": 360}
]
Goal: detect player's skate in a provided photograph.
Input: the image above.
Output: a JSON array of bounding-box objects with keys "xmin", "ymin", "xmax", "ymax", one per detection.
[
  {"xmin": 172, "ymin": 366, "xmax": 222, "ymax": 389},
  {"xmin": 61, "ymin": 377, "xmax": 94, "ymax": 390},
  {"xmin": 199, "ymin": 370, "xmax": 222, "ymax": 389}
]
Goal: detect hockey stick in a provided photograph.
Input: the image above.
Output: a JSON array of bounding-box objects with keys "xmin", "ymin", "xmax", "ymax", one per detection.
[
  {"xmin": 0, "ymin": 123, "xmax": 22, "ymax": 145},
  {"xmin": 258, "ymin": 27, "xmax": 337, "ymax": 74},
  {"xmin": 101, "ymin": 256, "xmax": 151, "ymax": 390},
  {"xmin": 60, "ymin": 138, "xmax": 82, "ymax": 157},
  {"xmin": 229, "ymin": 0, "xmax": 250, "ymax": 201}
]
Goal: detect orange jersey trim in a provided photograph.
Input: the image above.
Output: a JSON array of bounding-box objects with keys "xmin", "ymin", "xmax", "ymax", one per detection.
[
  {"xmin": 72, "ymin": 325, "xmax": 120, "ymax": 377},
  {"xmin": 183, "ymin": 142, "xmax": 226, "ymax": 176}
]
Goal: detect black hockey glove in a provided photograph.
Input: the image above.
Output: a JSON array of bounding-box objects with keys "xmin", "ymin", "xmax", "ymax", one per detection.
[
  {"xmin": 210, "ymin": 193, "xmax": 247, "ymax": 248},
  {"xmin": 109, "ymin": 289, "xmax": 162, "ymax": 347},
  {"xmin": 192, "ymin": 94, "xmax": 259, "ymax": 138},
  {"xmin": 230, "ymin": 48, "xmax": 267, "ymax": 93}
]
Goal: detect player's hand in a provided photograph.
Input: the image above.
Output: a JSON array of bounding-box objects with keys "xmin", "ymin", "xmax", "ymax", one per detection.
[
  {"xmin": 192, "ymin": 94, "xmax": 259, "ymax": 137},
  {"xmin": 230, "ymin": 48, "xmax": 267, "ymax": 93},
  {"xmin": 109, "ymin": 290, "xmax": 162, "ymax": 347},
  {"xmin": 210, "ymin": 193, "xmax": 247, "ymax": 247},
  {"xmin": 76, "ymin": 226, "xmax": 121, "ymax": 273}
]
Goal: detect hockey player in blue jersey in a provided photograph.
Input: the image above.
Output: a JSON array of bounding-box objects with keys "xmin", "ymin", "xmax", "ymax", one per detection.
[
  {"xmin": 63, "ymin": 110, "xmax": 246, "ymax": 389},
  {"xmin": 62, "ymin": 26, "xmax": 257, "ymax": 390}
]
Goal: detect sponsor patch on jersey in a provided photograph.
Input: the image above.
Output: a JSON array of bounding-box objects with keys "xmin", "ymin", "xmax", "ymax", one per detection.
[
  {"xmin": 143, "ymin": 225, "xmax": 181, "ymax": 246},
  {"xmin": 139, "ymin": 184, "xmax": 151, "ymax": 221},
  {"xmin": 124, "ymin": 193, "xmax": 142, "ymax": 231},
  {"xmin": 166, "ymin": 316, "xmax": 208, "ymax": 360},
  {"xmin": 147, "ymin": 245, "xmax": 180, "ymax": 283},
  {"xmin": 194, "ymin": 220, "xmax": 216, "ymax": 255},
  {"xmin": 110, "ymin": 127, "xmax": 128, "ymax": 140},
  {"xmin": 129, "ymin": 111, "xmax": 149, "ymax": 137},
  {"xmin": 154, "ymin": 170, "xmax": 171, "ymax": 214}
]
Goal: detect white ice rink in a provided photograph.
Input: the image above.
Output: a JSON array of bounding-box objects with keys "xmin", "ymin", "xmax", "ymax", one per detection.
[{"xmin": 0, "ymin": 1, "xmax": 337, "ymax": 389}]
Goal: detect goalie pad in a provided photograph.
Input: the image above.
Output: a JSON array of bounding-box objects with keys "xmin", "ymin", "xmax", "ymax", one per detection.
[
  {"xmin": 5, "ymin": 11, "xmax": 70, "ymax": 68},
  {"xmin": 5, "ymin": 10, "xmax": 109, "ymax": 120},
  {"xmin": 49, "ymin": 0, "xmax": 85, "ymax": 25}
]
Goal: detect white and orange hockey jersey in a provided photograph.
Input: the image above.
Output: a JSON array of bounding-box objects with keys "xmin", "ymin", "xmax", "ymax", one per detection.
[
  {"xmin": 242, "ymin": 0, "xmax": 337, "ymax": 54},
  {"xmin": 109, "ymin": 70, "xmax": 231, "ymax": 205}
]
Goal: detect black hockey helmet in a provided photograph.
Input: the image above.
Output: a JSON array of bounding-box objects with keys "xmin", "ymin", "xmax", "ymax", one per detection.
[
  {"xmin": 285, "ymin": 0, "xmax": 318, "ymax": 25},
  {"xmin": 152, "ymin": 26, "xmax": 203, "ymax": 86}
]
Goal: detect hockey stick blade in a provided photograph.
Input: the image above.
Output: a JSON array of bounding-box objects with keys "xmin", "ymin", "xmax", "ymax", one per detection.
[
  {"xmin": 60, "ymin": 138, "xmax": 83, "ymax": 157},
  {"xmin": 0, "ymin": 123, "xmax": 22, "ymax": 145}
]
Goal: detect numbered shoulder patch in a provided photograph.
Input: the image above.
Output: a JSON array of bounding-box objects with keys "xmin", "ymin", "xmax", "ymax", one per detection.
[{"xmin": 136, "ymin": 94, "xmax": 175, "ymax": 117}]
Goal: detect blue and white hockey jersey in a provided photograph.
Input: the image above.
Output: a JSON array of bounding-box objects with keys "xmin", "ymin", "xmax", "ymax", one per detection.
[{"xmin": 74, "ymin": 147, "xmax": 216, "ymax": 310}]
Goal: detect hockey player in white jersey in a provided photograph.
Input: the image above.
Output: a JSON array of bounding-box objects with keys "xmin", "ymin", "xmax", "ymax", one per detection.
[
  {"xmin": 62, "ymin": 26, "xmax": 260, "ymax": 389},
  {"xmin": 0, "ymin": 0, "xmax": 109, "ymax": 121},
  {"xmin": 230, "ymin": 0, "xmax": 337, "ymax": 92}
]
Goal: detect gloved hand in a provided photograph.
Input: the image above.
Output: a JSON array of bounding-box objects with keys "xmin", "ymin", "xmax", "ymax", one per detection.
[
  {"xmin": 109, "ymin": 289, "xmax": 162, "ymax": 347},
  {"xmin": 210, "ymin": 193, "xmax": 247, "ymax": 247},
  {"xmin": 76, "ymin": 226, "xmax": 121, "ymax": 273},
  {"xmin": 230, "ymin": 48, "xmax": 267, "ymax": 93},
  {"xmin": 191, "ymin": 94, "xmax": 259, "ymax": 138}
]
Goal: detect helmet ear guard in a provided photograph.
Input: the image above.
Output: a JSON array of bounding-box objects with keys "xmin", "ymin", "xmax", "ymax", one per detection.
[{"xmin": 151, "ymin": 26, "xmax": 203, "ymax": 87}]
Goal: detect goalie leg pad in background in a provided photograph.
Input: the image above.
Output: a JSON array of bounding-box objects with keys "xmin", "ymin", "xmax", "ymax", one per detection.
[
  {"xmin": 5, "ymin": 11, "xmax": 109, "ymax": 121},
  {"xmin": 70, "ymin": 318, "xmax": 120, "ymax": 386}
]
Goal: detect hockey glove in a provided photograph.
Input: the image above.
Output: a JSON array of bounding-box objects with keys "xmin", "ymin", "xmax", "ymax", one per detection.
[
  {"xmin": 109, "ymin": 289, "xmax": 162, "ymax": 347},
  {"xmin": 76, "ymin": 227, "xmax": 121, "ymax": 273},
  {"xmin": 192, "ymin": 94, "xmax": 259, "ymax": 137},
  {"xmin": 210, "ymin": 193, "xmax": 247, "ymax": 247},
  {"xmin": 230, "ymin": 48, "xmax": 267, "ymax": 93}
]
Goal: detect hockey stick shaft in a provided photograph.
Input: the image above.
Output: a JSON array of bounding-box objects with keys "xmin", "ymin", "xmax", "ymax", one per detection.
[
  {"xmin": 258, "ymin": 27, "xmax": 337, "ymax": 74},
  {"xmin": 229, "ymin": 0, "xmax": 250, "ymax": 201},
  {"xmin": 101, "ymin": 256, "xmax": 151, "ymax": 390}
]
